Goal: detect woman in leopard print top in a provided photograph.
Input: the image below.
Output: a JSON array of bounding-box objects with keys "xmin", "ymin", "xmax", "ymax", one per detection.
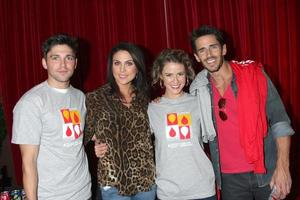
[{"xmin": 84, "ymin": 42, "xmax": 156, "ymax": 199}]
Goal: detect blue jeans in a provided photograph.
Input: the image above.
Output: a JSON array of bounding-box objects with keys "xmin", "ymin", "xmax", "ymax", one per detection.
[
  {"xmin": 194, "ymin": 195, "xmax": 217, "ymax": 200},
  {"xmin": 221, "ymin": 172, "xmax": 272, "ymax": 200},
  {"xmin": 100, "ymin": 185, "xmax": 156, "ymax": 200},
  {"xmin": 157, "ymin": 195, "xmax": 216, "ymax": 200}
]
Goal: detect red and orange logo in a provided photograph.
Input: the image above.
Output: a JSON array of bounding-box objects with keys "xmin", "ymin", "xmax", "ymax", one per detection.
[
  {"xmin": 61, "ymin": 109, "xmax": 82, "ymax": 139},
  {"xmin": 166, "ymin": 113, "xmax": 191, "ymax": 140}
]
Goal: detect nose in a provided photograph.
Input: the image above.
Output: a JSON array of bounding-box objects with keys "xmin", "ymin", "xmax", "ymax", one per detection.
[
  {"xmin": 173, "ymin": 75, "xmax": 180, "ymax": 83},
  {"xmin": 120, "ymin": 64, "xmax": 125, "ymax": 72},
  {"xmin": 206, "ymin": 48, "xmax": 213, "ymax": 56},
  {"xmin": 61, "ymin": 58, "xmax": 67, "ymax": 67}
]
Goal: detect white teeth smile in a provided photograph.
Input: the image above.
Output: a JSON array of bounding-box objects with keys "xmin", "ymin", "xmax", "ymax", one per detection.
[{"xmin": 207, "ymin": 58, "xmax": 215, "ymax": 63}]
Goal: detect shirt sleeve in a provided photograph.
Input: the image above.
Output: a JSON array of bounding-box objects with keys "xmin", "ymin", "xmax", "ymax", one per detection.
[
  {"xmin": 12, "ymin": 99, "xmax": 42, "ymax": 145},
  {"xmin": 83, "ymin": 93, "xmax": 96, "ymax": 145},
  {"xmin": 147, "ymin": 105, "xmax": 154, "ymax": 135},
  {"xmin": 265, "ymin": 73, "xmax": 295, "ymax": 137}
]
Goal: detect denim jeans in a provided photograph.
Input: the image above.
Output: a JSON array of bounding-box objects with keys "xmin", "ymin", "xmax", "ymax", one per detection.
[
  {"xmin": 221, "ymin": 172, "xmax": 272, "ymax": 200},
  {"xmin": 157, "ymin": 195, "xmax": 216, "ymax": 200},
  {"xmin": 100, "ymin": 185, "xmax": 156, "ymax": 200},
  {"xmin": 194, "ymin": 195, "xmax": 217, "ymax": 200}
]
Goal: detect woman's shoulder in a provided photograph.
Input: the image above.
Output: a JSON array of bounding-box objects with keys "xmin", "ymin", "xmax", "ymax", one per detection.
[
  {"xmin": 87, "ymin": 84, "xmax": 110, "ymax": 96},
  {"xmin": 86, "ymin": 84, "xmax": 112, "ymax": 102},
  {"xmin": 185, "ymin": 93, "xmax": 197, "ymax": 100}
]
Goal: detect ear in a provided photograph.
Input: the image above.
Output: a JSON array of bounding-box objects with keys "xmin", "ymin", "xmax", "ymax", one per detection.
[
  {"xmin": 159, "ymin": 74, "xmax": 163, "ymax": 79},
  {"xmin": 193, "ymin": 53, "xmax": 201, "ymax": 63},
  {"xmin": 42, "ymin": 58, "xmax": 47, "ymax": 70},
  {"xmin": 222, "ymin": 44, "xmax": 227, "ymax": 56},
  {"xmin": 158, "ymin": 77, "xmax": 164, "ymax": 88},
  {"xmin": 74, "ymin": 58, "xmax": 78, "ymax": 69}
]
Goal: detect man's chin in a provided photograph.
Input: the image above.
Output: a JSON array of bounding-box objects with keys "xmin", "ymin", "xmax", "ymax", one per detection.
[{"xmin": 205, "ymin": 66, "xmax": 221, "ymax": 73}]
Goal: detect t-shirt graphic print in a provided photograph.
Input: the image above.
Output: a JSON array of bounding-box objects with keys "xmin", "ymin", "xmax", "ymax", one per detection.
[
  {"xmin": 61, "ymin": 108, "xmax": 83, "ymax": 147},
  {"xmin": 61, "ymin": 108, "xmax": 82, "ymax": 139},
  {"xmin": 166, "ymin": 112, "xmax": 191, "ymax": 140},
  {"xmin": 166, "ymin": 112, "xmax": 193, "ymax": 148}
]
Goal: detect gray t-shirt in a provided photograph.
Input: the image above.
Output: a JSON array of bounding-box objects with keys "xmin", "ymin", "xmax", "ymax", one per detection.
[
  {"xmin": 148, "ymin": 93, "xmax": 215, "ymax": 200},
  {"xmin": 12, "ymin": 81, "xmax": 91, "ymax": 200}
]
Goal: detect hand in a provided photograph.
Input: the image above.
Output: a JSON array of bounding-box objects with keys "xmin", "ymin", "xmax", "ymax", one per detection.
[
  {"xmin": 92, "ymin": 135, "xmax": 108, "ymax": 158},
  {"xmin": 270, "ymin": 164, "xmax": 292, "ymax": 199},
  {"xmin": 151, "ymin": 96, "xmax": 161, "ymax": 103}
]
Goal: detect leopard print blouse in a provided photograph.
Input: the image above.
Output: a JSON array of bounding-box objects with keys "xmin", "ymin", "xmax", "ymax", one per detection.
[{"xmin": 84, "ymin": 84, "xmax": 155, "ymax": 195}]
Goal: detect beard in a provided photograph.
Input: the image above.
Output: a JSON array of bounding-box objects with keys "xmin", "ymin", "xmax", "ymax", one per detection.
[{"xmin": 203, "ymin": 55, "xmax": 225, "ymax": 73}]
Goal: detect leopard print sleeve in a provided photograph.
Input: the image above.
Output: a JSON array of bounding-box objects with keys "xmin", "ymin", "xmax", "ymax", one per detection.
[{"xmin": 83, "ymin": 91, "xmax": 97, "ymax": 145}]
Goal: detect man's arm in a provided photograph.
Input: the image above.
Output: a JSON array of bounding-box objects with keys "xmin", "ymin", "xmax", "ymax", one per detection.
[
  {"xmin": 264, "ymin": 72, "xmax": 294, "ymax": 199},
  {"xmin": 270, "ymin": 136, "xmax": 292, "ymax": 199},
  {"xmin": 20, "ymin": 144, "xmax": 39, "ymax": 200}
]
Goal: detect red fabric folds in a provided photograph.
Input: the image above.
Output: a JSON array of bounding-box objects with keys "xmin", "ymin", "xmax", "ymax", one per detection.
[{"xmin": 230, "ymin": 60, "xmax": 267, "ymax": 173}]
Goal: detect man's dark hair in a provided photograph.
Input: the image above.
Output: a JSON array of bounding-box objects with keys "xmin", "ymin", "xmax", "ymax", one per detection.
[
  {"xmin": 190, "ymin": 25, "xmax": 225, "ymax": 52},
  {"xmin": 42, "ymin": 34, "xmax": 78, "ymax": 58}
]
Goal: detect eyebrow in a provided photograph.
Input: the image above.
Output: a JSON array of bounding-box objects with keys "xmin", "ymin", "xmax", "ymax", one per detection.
[
  {"xmin": 163, "ymin": 71, "xmax": 185, "ymax": 74},
  {"xmin": 49, "ymin": 54, "xmax": 75, "ymax": 57},
  {"xmin": 197, "ymin": 43, "xmax": 219, "ymax": 51},
  {"xmin": 112, "ymin": 59, "xmax": 134, "ymax": 62}
]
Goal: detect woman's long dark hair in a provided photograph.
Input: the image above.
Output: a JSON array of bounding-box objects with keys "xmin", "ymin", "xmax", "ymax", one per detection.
[{"xmin": 107, "ymin": 42, "xmax": 149, "ymax": 98}]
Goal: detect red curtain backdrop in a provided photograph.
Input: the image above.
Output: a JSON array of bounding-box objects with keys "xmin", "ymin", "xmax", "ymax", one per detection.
[{"xmin": 1, "ymin": 0, "xmax": 299, "ymax": 198}]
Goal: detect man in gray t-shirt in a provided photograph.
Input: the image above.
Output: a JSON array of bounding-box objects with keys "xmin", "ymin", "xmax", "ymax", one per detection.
[{"xmin": 11, "ymin": 34, "xmax": 91, "ymax": 200}]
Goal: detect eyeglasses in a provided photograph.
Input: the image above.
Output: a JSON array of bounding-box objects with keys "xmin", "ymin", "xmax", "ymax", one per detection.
[{"xmin": 218, "ymin": 98, "xmax": 227, "ymax": 121}]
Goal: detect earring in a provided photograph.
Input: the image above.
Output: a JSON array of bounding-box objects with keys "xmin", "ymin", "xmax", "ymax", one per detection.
[
  {"xmin": 159, "ymin": 79, "xmax": 164, "ymax": 88},
  {"xmin": 186, "ymin": 79, "xmax": 189, "ymax": 86}
]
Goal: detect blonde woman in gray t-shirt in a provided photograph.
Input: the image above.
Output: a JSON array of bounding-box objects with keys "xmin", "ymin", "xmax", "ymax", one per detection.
[{"xmin": 148, "ymin": 49, "xmax": 216, "ymax": 200}]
